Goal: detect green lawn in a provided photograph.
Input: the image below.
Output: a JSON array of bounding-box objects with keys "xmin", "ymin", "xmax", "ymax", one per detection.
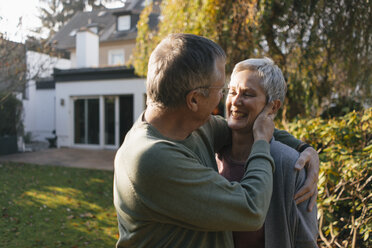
[{"xmin": 0, "ymin": 162, "xmax": 118, "ymax": 248}]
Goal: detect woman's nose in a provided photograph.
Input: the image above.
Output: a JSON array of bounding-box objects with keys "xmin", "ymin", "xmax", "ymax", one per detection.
[{"xmin": 232, "ymin": 94, "xmax": 242, "ymax": 106}]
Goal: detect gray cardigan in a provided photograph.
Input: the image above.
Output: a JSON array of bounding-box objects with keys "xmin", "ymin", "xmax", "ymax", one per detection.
[
  {"xmin": 216, "ymin": 138, "xmax": 318, "ymax": 247},
  {"xmin": 265, "ymin": 138, "xmax": 318, "ymax": 248}
]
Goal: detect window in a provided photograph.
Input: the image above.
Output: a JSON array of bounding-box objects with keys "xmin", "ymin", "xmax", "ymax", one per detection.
[
  {"xmin": 118, "ymin": 15, "xmax": 130, "ymax": 31},
  {"xmin": 89, "ymin": 26, "xmax": 98, "ymax": 34},
  {"xmin": 108, "ymin": 49, "xmax": 125, "ymax": 65},
  {"xmin": 69, "ymin": 29, "xmax": 77, "ymax": 36},
  {"xmin": 142, "ymin": 0, "xmax": 153, "ymax": 6}
]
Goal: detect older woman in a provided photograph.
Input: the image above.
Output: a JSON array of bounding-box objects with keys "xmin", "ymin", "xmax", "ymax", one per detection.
[{"xmin": 216, "ymin": 58, "xmax": 318, "ymax": 248}]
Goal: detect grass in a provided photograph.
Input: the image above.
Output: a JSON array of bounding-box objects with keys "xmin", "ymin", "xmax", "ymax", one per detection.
[{"xmin": 0, "ymin": 162, "xmax": 118, "ymax": 248}]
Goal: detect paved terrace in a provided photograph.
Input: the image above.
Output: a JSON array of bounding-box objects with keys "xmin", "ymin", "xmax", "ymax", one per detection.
[{"xmin": 0, "ymin": 147, "xmax": 116, "ymax": 171}]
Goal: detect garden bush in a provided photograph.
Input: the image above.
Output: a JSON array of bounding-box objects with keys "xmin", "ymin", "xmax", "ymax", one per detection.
[
  {"xmin": 0, "ymin": 93, "xmax": 23, "ymax": 137},
  {"xmin": 281, "ymin": 108, "xmax": 371, "ymax": 247}
]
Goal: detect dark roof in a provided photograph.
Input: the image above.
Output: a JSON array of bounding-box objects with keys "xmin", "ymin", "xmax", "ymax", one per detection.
[
  {"xmin": 50, "ymin": 0, "xmax": 160, "ymax": 50},
  {"xmin": 53, "ymin": 66, "xmax": 140, "ymax": 82},
  {"xmin": 36, "ymin": 77, "xmax": 55, "ymax": 89}
]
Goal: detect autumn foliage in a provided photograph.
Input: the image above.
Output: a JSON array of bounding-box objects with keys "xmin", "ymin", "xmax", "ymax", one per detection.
[{"xmin": 279, "ymin": 108, "xmax": 372, "ymax": 247}]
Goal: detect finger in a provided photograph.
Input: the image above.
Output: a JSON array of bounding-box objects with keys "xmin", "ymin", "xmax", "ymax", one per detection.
[
  {"xmin": 295, "ymin": 190, "xmax": 311, "ymax": 205},
  {"xmin": 268, "ymin": 112, "xmax": 276, "ymax": 121},
  {"xmin": 294, "ymin": 156, "xmax": 306, "ymax": 170},
  {"xmin": 260, "ymin": 101, "xmax": 275, "ymax": 115},
  {"xmin": 295, "ymin": 167, "xmax": 318, "ymax": 202},
  {"xmin": 307, "ymin": 189, "xmax": 318, "ymax": 212},
  {"xmin": 294, "ymin": 178, "xmax": 313, "ymax": 200},
  {"xmin": 294, "ymin": 186, "xmax": 311, "ymax": 203},
  {"xmin": 295, "ymin": 149, "xmax": 311, "ymax": 170}
]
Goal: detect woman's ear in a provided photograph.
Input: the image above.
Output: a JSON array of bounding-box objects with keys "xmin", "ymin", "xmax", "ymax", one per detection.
[
  {"xmin": 185, "ymin": 90, "xmax": 199, "ymax": 112},
  {"xmin": 271, "ymin": 99, "xmax": 282, "ymax": 115}
]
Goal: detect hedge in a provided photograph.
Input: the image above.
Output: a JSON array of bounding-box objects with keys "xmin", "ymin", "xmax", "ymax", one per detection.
[{"xmin": 281, "ymin": 108, "xmax": 371, "ymax": 247}]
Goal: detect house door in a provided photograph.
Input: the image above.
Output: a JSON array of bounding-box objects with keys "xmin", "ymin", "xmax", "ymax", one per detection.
[{"xmin": 74, "ymin": 98, "xmax": 100, "ymax": 145}]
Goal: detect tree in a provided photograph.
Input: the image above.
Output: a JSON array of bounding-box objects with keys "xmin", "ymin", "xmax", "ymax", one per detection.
[
  {"xmin": 133, "ymin": 0, "xmax": 371, "ymax": 120},
  {"xmin": 0, "ymin": 31, "xmax": 69, "ymax": 140},
  {"xmin": 131, "ymin": 2, "xmax": 158, "ymax": 76},
  {"xmin": 0, "ymin": 34, "xmax": 27, "ymax": 104},
  {"xmin": 0, "ymin": 33, "xmax": 68, "ymax": 104},
  {"xmin": 0, "ymin": 33, "xmax": 26, "ymax": 140}
]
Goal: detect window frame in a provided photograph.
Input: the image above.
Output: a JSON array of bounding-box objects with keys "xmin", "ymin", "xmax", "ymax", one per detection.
[
  {"xmin": 108, "ymin": 49, "xmax": 125, "ymax": 66},
  {"xmin": 117, "ymin": 15, "xmax": 131, "ymax": 31}
]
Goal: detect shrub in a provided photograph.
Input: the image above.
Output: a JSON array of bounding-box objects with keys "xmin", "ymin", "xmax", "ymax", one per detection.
[
  {"xmin": 0, "ymin": 93, "xmax": 23, "ymax": 137},
  {"xmin": 281, "ymin": 108, "xmax": 371, "ymax": 247}
]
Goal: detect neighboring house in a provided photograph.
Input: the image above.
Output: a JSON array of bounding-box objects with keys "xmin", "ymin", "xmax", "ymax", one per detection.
[
  {"xmin": 23, "ymin": 0, "xmax": 160, "ymax": 149},
  {"xmin": 50, "ymin": 0, "xmax": 159, "ymax": 68}
]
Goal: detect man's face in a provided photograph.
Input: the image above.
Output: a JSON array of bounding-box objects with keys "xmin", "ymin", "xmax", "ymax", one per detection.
[{"xmin": 197, "ymin": 59, "xmax": 226, "ymax": 124}]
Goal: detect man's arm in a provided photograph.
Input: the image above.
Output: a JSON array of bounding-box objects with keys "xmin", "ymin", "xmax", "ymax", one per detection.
[
  {"xmin": 274, "ymin": 129, "xmax": 319, "ymax": 211},
  {"xmin": 119, "ymin": 141, "xmax": 274, "ymax": 232},
  {"xmin": 273, "ymin": 128, "xmax": 302, "ymax": 149}
]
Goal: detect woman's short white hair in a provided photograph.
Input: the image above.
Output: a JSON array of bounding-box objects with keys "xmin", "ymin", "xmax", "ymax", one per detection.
[{"xmin": 231, "ymin": 57, "xmax": 287, "ymax": 103}]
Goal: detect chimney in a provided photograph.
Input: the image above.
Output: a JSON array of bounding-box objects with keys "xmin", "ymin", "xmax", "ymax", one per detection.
[{"xmin": 76, "ymin": 28, "xmax": 99, "ymax": 68}]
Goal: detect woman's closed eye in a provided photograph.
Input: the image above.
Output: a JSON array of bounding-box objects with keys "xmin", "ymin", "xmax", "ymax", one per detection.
[
  {"xmin": 242, "ymin": 92, "xmax": 255, "ymax": 97},
  {"xmin": 229, "ymin": 91, "xmax": 255, "ymax": 97}
]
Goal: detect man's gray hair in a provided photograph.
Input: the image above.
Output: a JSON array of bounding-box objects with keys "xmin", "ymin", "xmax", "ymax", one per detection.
[
  {"xmin": 231, "ymin": 57, "xmax": 286, "ymax": 103},
  {"xmin": 146, "ymin": 33, "xmax": 226, "ymax": 108}
]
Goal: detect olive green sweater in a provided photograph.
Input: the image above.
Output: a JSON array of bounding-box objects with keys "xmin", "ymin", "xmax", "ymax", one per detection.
[{"xmin": 114, "ymin": 114, "xmax": 301, "ymax": 248}]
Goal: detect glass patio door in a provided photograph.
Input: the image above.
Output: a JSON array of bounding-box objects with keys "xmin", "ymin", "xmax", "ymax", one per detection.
[
  {"xmin": 74, "ymin": 98, "xmax": 99, "ymax": 144},
  {"xmin": 73, "ymin": 95, "xmax": 133, "ymax": 148}
]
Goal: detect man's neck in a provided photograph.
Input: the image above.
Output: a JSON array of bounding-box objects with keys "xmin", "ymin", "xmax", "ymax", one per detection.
[{"xmin": 144, "ymin": 104, "xmax": 199, "ymax": 140}]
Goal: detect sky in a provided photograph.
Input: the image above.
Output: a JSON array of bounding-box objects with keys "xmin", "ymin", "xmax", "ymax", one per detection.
[
  {"xmin": 0, "ymin": 0, "xmax": 42, "ymax": 42},
  {"xmin": 0, "ymin": 0, "xmax": 124, "ymax": 43}
]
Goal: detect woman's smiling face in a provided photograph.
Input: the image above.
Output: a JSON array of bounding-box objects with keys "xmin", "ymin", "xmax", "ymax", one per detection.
[{"xmin": 226, "ymin": 69, "xmax": 267, "ymax": 132}]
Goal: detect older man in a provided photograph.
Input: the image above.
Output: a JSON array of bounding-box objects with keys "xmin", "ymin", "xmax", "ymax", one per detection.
[{"xmin": 114, "ymin": 33, "xmax": 318, "ymax": 247}]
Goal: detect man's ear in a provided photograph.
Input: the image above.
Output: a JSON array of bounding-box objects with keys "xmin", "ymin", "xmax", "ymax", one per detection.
[{"xmin": 185, "ymin": 90, "xmax": 199, "ymax": 112}]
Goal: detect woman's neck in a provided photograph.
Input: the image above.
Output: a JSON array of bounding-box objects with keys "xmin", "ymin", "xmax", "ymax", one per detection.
[{"xmin": 230, "ymin": 130, "xmax": 255, "ymax": 162}]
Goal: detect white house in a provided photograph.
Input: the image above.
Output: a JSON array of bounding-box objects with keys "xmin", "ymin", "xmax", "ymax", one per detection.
[{"xmin": 54, "ymin": 66, "xmax": 146, "ymax": 149}]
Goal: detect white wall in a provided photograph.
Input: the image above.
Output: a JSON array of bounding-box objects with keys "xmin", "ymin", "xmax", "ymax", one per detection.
[
  {"xmin": 23, "ymin": 51, "xmax": 71, "ymax": 142},
  {"xmin": 26, "ymin": 51, "xmax": 71, "ymax": 79},
  {"xmin": 23, "ymin": 83, "xmax": 56, "ymax": 141},
  {"xmin": 55, "ymin": 78, "xmax": 146, "ymax": 148}
]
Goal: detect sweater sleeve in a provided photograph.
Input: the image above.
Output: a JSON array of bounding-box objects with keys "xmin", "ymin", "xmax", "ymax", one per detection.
[
  {"xmin": 294, "ymin": 169, "xmax": 319, "ymax": 247},
  {"xmin": 274, "ymin": 128, "xmax": 302, "ymax": 150},
  {"xmin": 119, "ymin": 140, "xmax": 273, "ymax": 232}
]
